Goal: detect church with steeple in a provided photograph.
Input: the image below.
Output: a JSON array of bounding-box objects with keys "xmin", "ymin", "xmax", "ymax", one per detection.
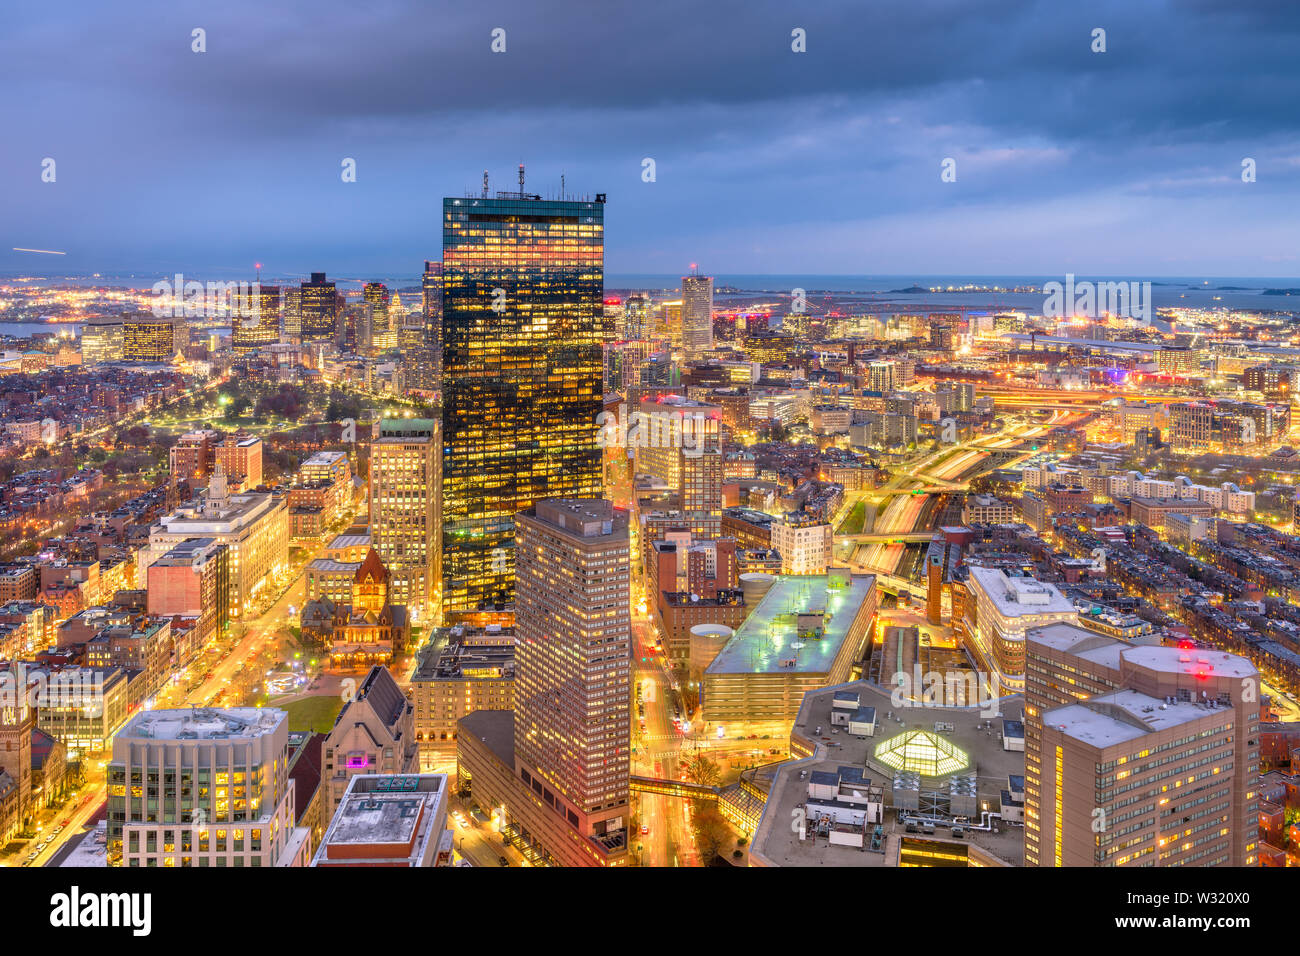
[{"xmin": 300, "ymin": 548, "xmax": 409, "ymax": 669}]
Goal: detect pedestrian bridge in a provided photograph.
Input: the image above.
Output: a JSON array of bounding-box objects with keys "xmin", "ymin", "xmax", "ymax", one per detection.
[{"xmin": 629, "ymin": 775, "xmax": 719, "ymax": 801}]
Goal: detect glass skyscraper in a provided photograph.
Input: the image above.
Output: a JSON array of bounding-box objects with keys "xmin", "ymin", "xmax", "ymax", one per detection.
[
  {"xmin": 299, "ymin": 272, "xmax": 339, "ymax": 343},
  {"xmin": 232, "ymin": 284, "xmax": 280, "ymax": 353},
  {"xmin": 440, "ymin": 188, "xmax": 606, "ymax": 614}
]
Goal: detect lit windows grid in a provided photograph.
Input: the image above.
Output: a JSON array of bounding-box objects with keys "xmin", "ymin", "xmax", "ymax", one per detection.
[{"xmin": 441, "ymin": 197, "xmax": 605, "ymax": 612}]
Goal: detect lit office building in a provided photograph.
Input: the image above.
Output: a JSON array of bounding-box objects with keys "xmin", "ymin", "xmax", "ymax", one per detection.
[
  {"xmin": 440, "ymin": 182, "xmax": 605, "ymax": 614},
  {"xmin": 771, "ymin": 512, "xmax": 833, "ymax": 575},
  {"xmin": 122, "ymin": 314, "xmax": 185, "ymax": 363},
  {"xmin": 169, "ymin": 429, "xmax": 220, "ymax": 483},
  {"xmin": 363, "ymin": 281, "xmax": 393, "ymax": 352},
  {"xmin": 282, "ymin": 287, "xmax": 303, "ymax": 341},
  {"xmin": 145, "ymin": 537, "xmax": 230, "ymax": 645},
  {"xmin": 106, "ymin": 707, "xmax": 310, "ymax": 867},
  {"xmin": 1023, "ymin": 623, "xmax": 1259, "ymax": 868},
  {"xmin": 299, "ymin": 272, "xmax": 340, "ymax": 343},
  {"xmin": 81, "ymin": 317, "xmax": 124, "ymax": 364},
  {"xmin": 634, "ymin": 395, "xmax": 722, "ymax": 525},
  {"xmin": 624, "ymin": 292, "xmax": 650, "ymax": 340},
  {"xmin": 419, "ymin": 259, "xmax": 443, "ymax": 389},
  {"xmin": 233, "ymin": 284, "xmax": 280, "ymax": 353},
  {"xmin": 866, "ymin": 360, "xmax": 896, "ymax": 394},
  {"xmin": 1243, "ymin": 364, "xmax": 1291, "ymax": 398},
  {"xmin": 681, "ymin": 271, "xmax": 714, "ymax": 351},
  {"xmin": 215, "ymin": 434, "xmax": 263, "ymax": 490},
  {"xmin": 401, "ymin": 318, "xmax": 437, "ymax": 395},
  {"xmin": 299, "ymin": 450, "xmax": 352, "ymax": 488},
  {"xmin": 457, "ymin": 498, "xmax": 631, "ymax": 867},
  {"xmin": 370, "ymin": 418, "xmax": 441, "ymax": 624},
  {"xmin": 963, "ymin": 567, "xmax": 1077, "ymax": 691}
]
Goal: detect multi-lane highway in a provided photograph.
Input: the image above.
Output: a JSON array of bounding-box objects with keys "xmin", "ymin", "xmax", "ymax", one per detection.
[{"xmin": 841, "ymin": 413, "xmax": 1076, "ymax": 579}]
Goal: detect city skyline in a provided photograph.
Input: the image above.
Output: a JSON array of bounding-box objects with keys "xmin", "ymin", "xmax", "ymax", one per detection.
[{"xmin": 0, "ymin": 0, "xmax": 1293, "ymax": 909}]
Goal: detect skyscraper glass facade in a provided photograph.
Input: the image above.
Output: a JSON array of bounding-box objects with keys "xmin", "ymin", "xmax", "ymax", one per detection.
[{"xmin": 441, "ymin": 193, "xmax": 605, "ymax": 613}]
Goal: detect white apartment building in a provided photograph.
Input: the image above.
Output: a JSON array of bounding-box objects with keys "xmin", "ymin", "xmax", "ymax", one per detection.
[
  {"xmin": 771, "ymin": 514, "xmax": 833, "ymax": 575},
  {"xmin": 965, "ymin": 567, "xmax": 1078, "ymax": 691}
]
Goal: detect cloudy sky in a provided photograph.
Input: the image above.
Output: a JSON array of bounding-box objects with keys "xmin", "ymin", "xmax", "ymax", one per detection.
[{"xmin": 1, "ymin": 0, "xmax": 1298, "ymax": 278}]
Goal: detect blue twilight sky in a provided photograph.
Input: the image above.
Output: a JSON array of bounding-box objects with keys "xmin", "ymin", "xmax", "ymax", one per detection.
[{"xmin": 1, "ymin": 0, "xmax": 1298, "ymax": 279}]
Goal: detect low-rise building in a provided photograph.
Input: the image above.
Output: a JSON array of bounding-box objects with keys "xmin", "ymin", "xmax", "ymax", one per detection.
[
  {"xmin": 310, "ymin": 772, "xmax": 452, "ymax": 867},
  {"xmin": 409, "ymin": 626, "xmax": 515, "ymax": 765},
  {"xmin": 320, "ymin": 666, "xmax": 418, "ymax": 821}
]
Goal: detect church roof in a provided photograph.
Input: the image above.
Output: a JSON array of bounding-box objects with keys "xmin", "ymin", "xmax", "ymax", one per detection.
[{"xmin": 354, "ymin": 547, "xmax": 388, "ymax": 585}]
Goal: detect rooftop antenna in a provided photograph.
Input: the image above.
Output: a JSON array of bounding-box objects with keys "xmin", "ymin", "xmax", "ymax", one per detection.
[
  {"xmin": 561, "ymin": 173, "xmax": 565, "ymax": 200},
  {"xmin": 519, "ymin": 163, "xmax": 526, "ymax": 193},
  {"xmin": 482, "ymin": 170, "xmax": 489, "ymax": 199}
]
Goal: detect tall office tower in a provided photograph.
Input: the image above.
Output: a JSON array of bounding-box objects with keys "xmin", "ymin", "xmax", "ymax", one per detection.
[
  {"xmin": 634, "ymin": 395, "xmax": 722, "ymax": 534},
  {"xmin": 658, "ymin": 300, "xmax": 683, "ymax": 346},
  {"xmin": 1023, "ymin": 623, "xmax": 1259, "ymax": 867},
  {"xmin": 299, "ymin": 272, "xmax": 340, "ymax": 343},
  {"xmin": 624, "ymin": 293, "xmax": 650, "ymax": 340},
  {"xmin": 865, "ymin": 360, "xmax": 896, "ymax": 394},
  {"xmin": 282, "ymin": 287, "xmax": 303, "ymax": 342},
  {"xmin": 414, "ymin": 260, "xmax": 443, "ymax": 393},
  {"xmin": 122, "ymin": 314, "xmax": 185, "ymax": 362},
  {"xmin": 422, "ymin": 259, "xmax": 442, "ymax": 320},
  {"xmin": 440, "ymin": 184, "xmax": 605, "ymax": 614},
  {"xmin": 929, "ymin": 320, "xmax": 956, "ymax": 351},
  {"xmin": 682, "ymin": 270, "xmax": 714, "ymax": 351},
  {"xmin": 342, "ymin": 302, "xmax": 374, "ymax": 355},
  {"xmin": 515, "ymin": 499, "xmax": 631, "ymax": 863},
  {"xmin": 400, "ymin": 319, "xmax": 435, "ymax": 394},
  {"xmin": 364, "ymin": 281, "xmax": 393, "ymax": 352},
  {"xmin": 370, "ymin": 418, "xmax": 442, "ymax": 624},
  {"xmin": 233, "ymin": 284, "xmax": 280, "ymax": 353},
  {"xmin": 602, "ymin": 295, "xmax": 623, "ymax": 344},
  {"xmin": 81, "ymin": 316, "xmax": 124, "ymax": 364}
]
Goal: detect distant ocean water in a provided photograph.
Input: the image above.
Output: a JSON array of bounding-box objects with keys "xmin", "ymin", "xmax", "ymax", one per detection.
[{"xmin": 2, "ymin": 272, "xmax": 1298, "ymax": 314}]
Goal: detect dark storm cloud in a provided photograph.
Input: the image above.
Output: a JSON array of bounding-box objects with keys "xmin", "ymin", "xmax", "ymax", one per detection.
[{"xmin": 1, "ymin": 0, "xmax": 1297, "ymax": 274}]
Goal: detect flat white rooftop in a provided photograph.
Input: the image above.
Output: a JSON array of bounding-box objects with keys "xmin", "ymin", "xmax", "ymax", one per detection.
[
  {"xmin": 1044, "ymin": 689, "xmax": 1229, "ymax": 749},
  {"xmin": 1122, "ymin": 644, "xmax": 1257, "ymax": 680},
  {"xmin": 969, "ymin": 566, "xmax": 1076, "ymax": 618},
  {"xmin": 1028, "ymin": 622, "xmax": 1126, "ymax": 670},
  {"xmin": 120, "ymin": 707, "xmax": 285, "ymax": 741},
  {"xmin": 707, "ymin": 573, "xmax": 875, "ymax": 676}
]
